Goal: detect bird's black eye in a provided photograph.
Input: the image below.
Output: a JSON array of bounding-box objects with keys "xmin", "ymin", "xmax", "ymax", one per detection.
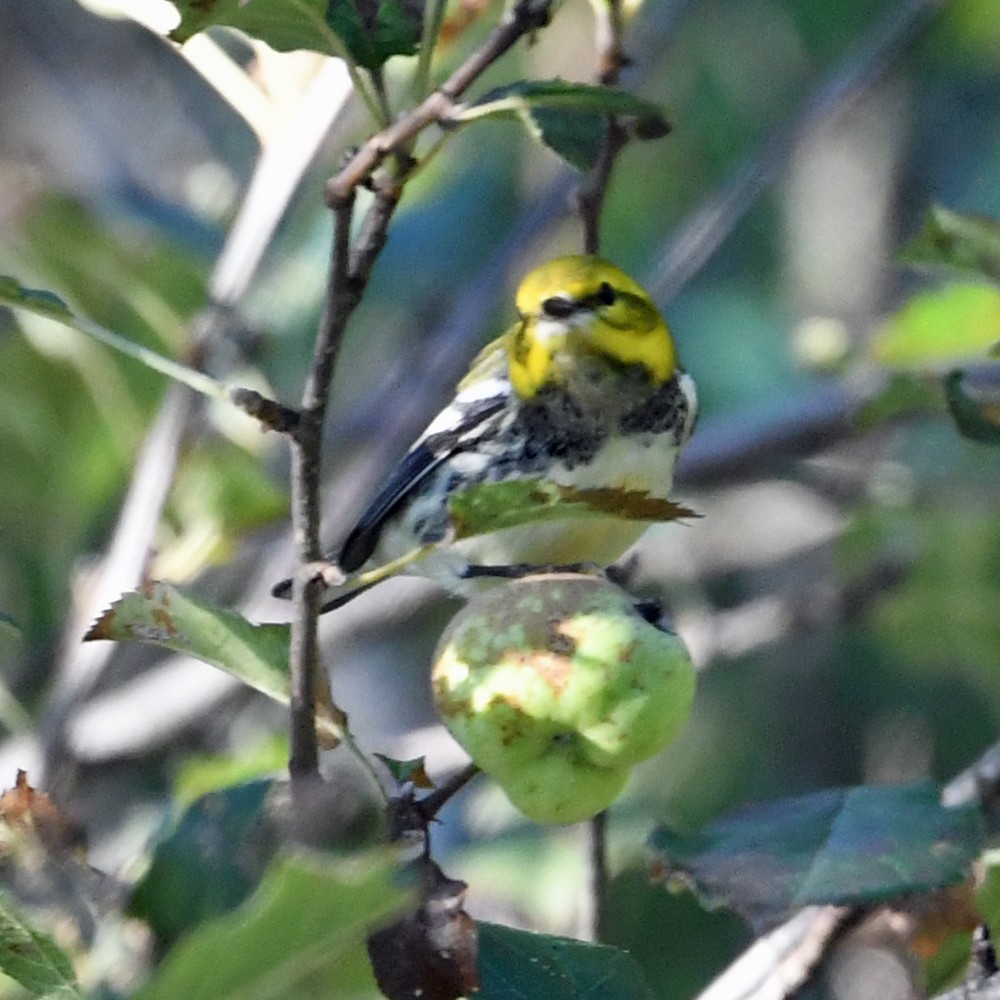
[
  {"xmin": 596, "ymin": 281, "xmax": 617, "ymax": 306},
  {"xmin": 541, "ymin": 295, "xmax": 576, "ymax": 319}
]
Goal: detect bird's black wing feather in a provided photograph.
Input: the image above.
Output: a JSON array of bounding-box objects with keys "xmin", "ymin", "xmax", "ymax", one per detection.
[{"xmin": 337, "ymin": 393, "xmax": 509, "ymax": 572}]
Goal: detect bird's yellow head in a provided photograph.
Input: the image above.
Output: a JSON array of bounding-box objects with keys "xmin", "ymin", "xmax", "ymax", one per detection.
[{"xmin": 506, "ymin": 256, "xmax": 677, "ymax": 400}]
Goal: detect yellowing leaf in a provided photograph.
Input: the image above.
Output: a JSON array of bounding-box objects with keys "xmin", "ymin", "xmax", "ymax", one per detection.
[{"xmin": 447, "ymin": 479, "xmax": 698, "ymax": 541}]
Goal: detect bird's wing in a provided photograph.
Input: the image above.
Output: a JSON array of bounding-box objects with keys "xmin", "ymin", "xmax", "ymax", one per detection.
[
  {"xmin": 337, "ymin": 377, "xmax": 511, "ymax": 573},
  {"xmin": 457, "ymin": 330, "xmax": 511, "ymax": 390}
]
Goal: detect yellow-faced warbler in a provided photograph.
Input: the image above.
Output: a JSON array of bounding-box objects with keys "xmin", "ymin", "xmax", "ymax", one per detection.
[{"xmin": 273, "ymin": 255, "xmax": 697, "ymax": 609}]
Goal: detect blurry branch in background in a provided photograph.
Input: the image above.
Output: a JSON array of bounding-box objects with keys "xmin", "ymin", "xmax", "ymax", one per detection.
[
  {"xmin": 695, "ymin": 905, "xmax": 854, "ymax": 1000},
  {"xmin": 45, "ymin": 59, "xmax": 357, "ymax": 775},
  {"xmin": 648, "ymin": 0, "xmax": 948, "ymax": 301}
]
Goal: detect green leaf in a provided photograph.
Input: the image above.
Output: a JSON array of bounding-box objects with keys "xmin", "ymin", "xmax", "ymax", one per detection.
[
  {"xmin": 477, "ymin": 922, "xmax": 656, "ymax": 1000},
  {"xmin": 528, "ymin": 107, "xmax": 606, "ymax": 173},
  {"xmin": 175, "ymin": 737, "xmax": 290, "ymax": 806},
  {"xmin": 84, "ymin": 584, "xmax": 342, "ymax": 744},
  {"xmin": 135, "ymin": 852, "xmax": 408, "ymax": 1000},
  {"xmin": 0, "ymin": 888, "xmax": 79, "ymax": 998},
  {"xmin": 373, "ymin": 754, "xmax": 433, "ymax": 789},
  {"xmin": 85, "ymin": 582, "xmax": 289, "ymax": 700},
  {"xmin": 943, "ymin": 370, "xmax": 1000, "ymax": 445},
  {"xmin": 172, "ymin": 0, "xmax": 335, "ymax": 54},
  {"xmin": 325, "ymin": 0, "xmax": 422, "ymax": 69},
  {"xmin": 900, "ymin": 205, "xmax": 1000, "ymax": 284},
  {"xmin": 871, "ymin": 283, "xmax": 1000, "ymax": 370},
  {"xmin": 448, "ymin": 80, "xmax": 670, "ymax": 171},
  {"xmin": 649, "ymin": 782, "xmax": 983, "ymax": 931},
  {"xmin": 170, "ymin": 0, "xmax": 420, "ymax": 68},
  {"xmin": 131, "ymin": 780, "xmax": 282, "ymax": 948},
  {"xmin": 448, "ymin": 479, "xmax": 697, "ymax": 541},
  {"xmin": 170, "ymin": 442, "xmax": 288, "ymax": 547}
]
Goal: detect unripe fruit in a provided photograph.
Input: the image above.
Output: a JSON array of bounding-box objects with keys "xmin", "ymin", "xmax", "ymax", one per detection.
[{"xmin": 432, "ymin": 574, "xmax": 695, "ymax": 824}]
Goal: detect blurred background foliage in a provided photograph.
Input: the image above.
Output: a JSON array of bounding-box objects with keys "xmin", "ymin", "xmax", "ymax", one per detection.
[{"xmin": 2, "ymin": 0, "xmax": 1000, "ymax": 995}]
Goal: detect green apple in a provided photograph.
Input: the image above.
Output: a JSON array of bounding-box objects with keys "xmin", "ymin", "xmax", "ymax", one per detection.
[{"xmin": 432, "ymin": 573, "xmax": 695, "ymax": 824}]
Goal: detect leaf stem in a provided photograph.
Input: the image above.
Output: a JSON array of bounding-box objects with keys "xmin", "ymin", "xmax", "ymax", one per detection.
[
  {"xmin": 0, "ymin": 286, "xmax": 228, "ymax": 402},
  {"xmin": 412, "ymin": 0, "xmax": 447, "ymax": 103}
]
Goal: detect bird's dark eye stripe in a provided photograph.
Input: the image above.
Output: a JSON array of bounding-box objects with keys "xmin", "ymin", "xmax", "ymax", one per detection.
[
  {"xmin": 541, "ymin": 295, "xmax": 576, "ymax": 319},
  {"xmin": 596, "ymin": 281, "xmax": 617, "ymax": 306}
]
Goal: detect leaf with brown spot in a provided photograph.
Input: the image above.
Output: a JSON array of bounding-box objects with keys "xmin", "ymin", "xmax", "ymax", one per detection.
[
  {"xmin": 448, "ymin": 478, "xmax": 698, "ymax": 541},
  {"xmin": 85, "ymin": 583, "xmax": 341, "ymax": 747}
]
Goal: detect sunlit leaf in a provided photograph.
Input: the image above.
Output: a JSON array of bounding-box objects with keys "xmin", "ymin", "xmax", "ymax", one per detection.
[
  {"xmin": 871, "ymin": 283, "xmax": 1000, "ymax": 369},
  {"xmin": 0, "ymin": 889, "xmax": 79, "ymax": 998},
  {"xmin": 477, "ymin": 921, "xmax": 656, "ymax": 1000},
  {"xmin": 650, "ymin": 782, "xmax": 983, "ymax": 931},
  {"xmin": 136, "ymin": 852, "xmax": 408, "ymax": 1000},
  {"xmin": 900, "ymin": 205, "xmax": 1000, "ymax": 284},
  {"xmin": 448, "ymin": 478, "xmax": 697, "ymax": 541},
  {"xmin": 84, "ymin": 583, "xmax": 339, "ymax": 745}
]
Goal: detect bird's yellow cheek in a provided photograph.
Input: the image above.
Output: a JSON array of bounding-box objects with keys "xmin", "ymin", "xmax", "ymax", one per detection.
[{"xmin": 510, "ymin": 328, "xmax": 561, "ymax": 399}]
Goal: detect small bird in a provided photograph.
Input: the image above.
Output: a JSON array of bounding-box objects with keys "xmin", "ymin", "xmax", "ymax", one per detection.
[{"xmin": 273, "ymin": 255, "xmax": 697, "ymax": 609}]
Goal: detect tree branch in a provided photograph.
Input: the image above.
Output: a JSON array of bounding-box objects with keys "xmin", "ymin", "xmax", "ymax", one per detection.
[
  {"xmin": 288, "ymin": 192, "xmax": 356, "ymax": 784},
  {"xmin": 325, "ymin": 0, "xmax": 553, "ymax": 202},
  {"xmin": 577, "ymin": 0, "xmax": 630, "ymax": 254}
]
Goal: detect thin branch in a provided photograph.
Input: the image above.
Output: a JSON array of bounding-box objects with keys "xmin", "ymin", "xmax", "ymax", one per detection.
[
  {"xmin": 46, "ymin": 58, "xmax": 355, "ymax": 755},
  {"xmin": 285, "ymin": 0, "xmax": 554, "ymax": 801},
  {"xmin": 578, "ymin": 120, "xmax": 629, "ymax": 255},
  {"xmin": 325, "ymin": 0, "xmax": 553, "ymax": 202},
  {"xmin": 417, "ymin": 763, "xmax": 481, "ymax": 821},
  {"xmin": 288, "ymin": 193, "xmax": 356, "ymax": 783},
  {"xmin": 576, "ymin": 0, "xmax": 630, "ymax": 254},
  {"xmin": 589, "ymin": 810, "xmax": 609, "ymax": 942}
]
